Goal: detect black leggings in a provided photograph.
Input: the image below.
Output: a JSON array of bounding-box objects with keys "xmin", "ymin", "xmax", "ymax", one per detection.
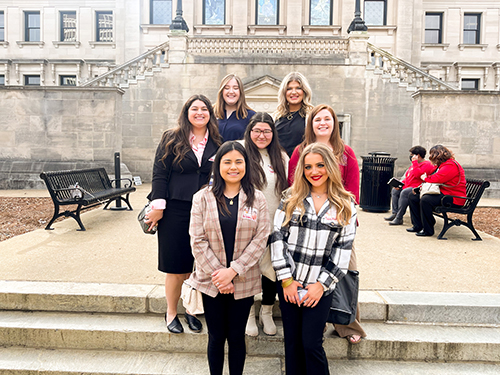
[
  {"xmin": 202, "ymin": 293, "xmax": 254, "ymax": 375},
  {"xmin": 261, "ymin": 275, "xmax": 277, "ymax": 306}
]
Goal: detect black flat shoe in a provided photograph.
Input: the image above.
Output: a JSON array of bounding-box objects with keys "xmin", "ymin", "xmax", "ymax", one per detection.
[
  {"xmin": 384, "ymin": 214, "xmax": 397, "ymax": 221},
  {"xmin": 416, "ymin": 230, "xmax": 433, "ymax": 237},
  {"xmin": 185, "ymin": 312, "xmax": 203, "ymax": 333},
  {"xmin": 166, "ymin": 314, "xmax": 184, "ymax": 334},
  {"xmin": 406, "ymin": 227, "xmax": 421, "ymax": 233}
]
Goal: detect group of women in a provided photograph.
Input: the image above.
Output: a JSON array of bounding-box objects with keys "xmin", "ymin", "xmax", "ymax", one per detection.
[{"xmin": 145, "ymin": 72, "xmax": 363, "ymax": 375}]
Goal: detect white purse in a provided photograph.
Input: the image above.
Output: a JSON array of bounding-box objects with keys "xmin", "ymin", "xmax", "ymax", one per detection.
[{"xmin": 181, "ymin": 281, "xmax": 204, "ymax": 315}]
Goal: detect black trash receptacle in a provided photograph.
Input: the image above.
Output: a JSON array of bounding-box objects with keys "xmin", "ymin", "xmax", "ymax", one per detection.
[{"xmin": 360, "ymin": 152, "xmax": 397, "ymax": 212}]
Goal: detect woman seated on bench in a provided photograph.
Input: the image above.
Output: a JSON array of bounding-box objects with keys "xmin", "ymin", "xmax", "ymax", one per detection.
[{"xmin": 407, "ymin": 145, "xmax": 466, "ymax": 237}]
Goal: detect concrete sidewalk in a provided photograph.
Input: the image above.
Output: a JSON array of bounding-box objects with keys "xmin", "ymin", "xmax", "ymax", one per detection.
[{"xmin": 1, "ymin": 184, "xmax": 499, "ymax": 293}]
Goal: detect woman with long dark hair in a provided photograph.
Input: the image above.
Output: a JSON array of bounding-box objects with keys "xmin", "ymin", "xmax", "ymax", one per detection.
[
  {"xmin": 214, "ymin": 74, "xmax": 256, "ymax": 141},
  {"xmin": 270, "ymin": 142, "xmax": 357, "ymax": 375},
  {"xmin": 145, "ymin": 94, "xmax": 222, "ymax": 334},
  {"xmin": 241, "ymin": 112, "xmax": 289, "ymax": 336},
  {"xmin": 187, "ymin": 141, "xmax": 269, "ymax": 375}
]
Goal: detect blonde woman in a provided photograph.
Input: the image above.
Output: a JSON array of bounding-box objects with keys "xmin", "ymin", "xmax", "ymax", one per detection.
[
  {"xmin": 214, "ymin": 74, "xmax": 256, "ymax": 141},
  {"xmin": 270, "ymin": 143, "xmax": 356, "ymax": 375},
  {"xmin": 274, "ymin": 72, "xmax": 314, "ymax": 157}
]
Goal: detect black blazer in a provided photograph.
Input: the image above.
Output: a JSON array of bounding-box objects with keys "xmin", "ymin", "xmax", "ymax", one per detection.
[{"xmin": 150, "ymin": 133, "xmax": 218, "ymax": 202}]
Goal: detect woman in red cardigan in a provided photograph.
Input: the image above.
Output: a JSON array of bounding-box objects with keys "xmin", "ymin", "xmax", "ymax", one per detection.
[
  {"xmin": 287, "ymin": 104, "xmax": 365, "ymax": 344},
  {"xmin": 408, "ymin": 145, "xmax": 466, "ymax": 237}
]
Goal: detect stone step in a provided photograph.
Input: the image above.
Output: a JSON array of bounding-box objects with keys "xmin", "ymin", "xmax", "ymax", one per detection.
[
  {"xmin": 1, "ymin": 347, "xmax": 500, "ymax": 375},
  {"xmin": 1, "ymin": 311, "xmax": 499, "ymax": 362},
  {"xmin": 1, "ymin": 281, "xmax": 499, "ymax": 325}
]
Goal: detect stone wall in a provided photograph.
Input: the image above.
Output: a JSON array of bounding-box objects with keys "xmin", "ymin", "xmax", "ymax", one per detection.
[
  {"xmin": 413, "ymin": 90, "xmax": 500, "ymax": 197},
  {"xmin": 0, "ymin": 87, "xmax": 123, "ymax": 188}
]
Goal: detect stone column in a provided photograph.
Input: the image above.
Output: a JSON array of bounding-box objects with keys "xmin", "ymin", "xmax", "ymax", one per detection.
[
  {"xmin": 167, "ymin": 31, "xmax": 188, "ymax": 64},
  {"xmin": 348, "ymin": 31, "xmax": 370, "ymax": 66}
]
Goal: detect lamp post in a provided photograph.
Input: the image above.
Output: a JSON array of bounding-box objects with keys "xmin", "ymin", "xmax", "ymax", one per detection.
[
  {"xmin": 348, "ymin": 0, "xmax": 368, "ymax": 33},
  {"xmin": 169, "ymin": 0, "xmax": 189, "ymax": 32}
]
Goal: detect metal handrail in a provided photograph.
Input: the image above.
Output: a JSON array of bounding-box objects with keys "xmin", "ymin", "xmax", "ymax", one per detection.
[
  {"xmin": 367, "ymin": 42, "xmax": 458, "ymax": 90},
  {"xmin": 81, "ymin": 41, "xmax": 169, "ymax": 87}
]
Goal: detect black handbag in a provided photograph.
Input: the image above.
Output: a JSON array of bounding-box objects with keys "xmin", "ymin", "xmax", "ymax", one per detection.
[{"xmin": 327, "ymin": 270, "xmax": 359, "ymax": 325}]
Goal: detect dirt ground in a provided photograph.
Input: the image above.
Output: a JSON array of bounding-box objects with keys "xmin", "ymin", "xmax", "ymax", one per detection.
[{"xmin": 1, "ymin": 196, "xmax": 499, "ymax": 242}]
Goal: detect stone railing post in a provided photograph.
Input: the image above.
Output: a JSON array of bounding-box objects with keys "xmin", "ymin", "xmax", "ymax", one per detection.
[
  {"xmin": 168, "ymin": 31, "xmax": 188, "ymax": 64},
  {"xmin": 348, "ymin": 31, "xmax": 369, "ymax": 66}
]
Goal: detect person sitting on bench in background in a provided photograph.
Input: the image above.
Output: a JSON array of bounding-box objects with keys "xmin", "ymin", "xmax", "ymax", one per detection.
[{"xmin": 385, "ymin": 146, "xmax": 435, "ymax": 225}]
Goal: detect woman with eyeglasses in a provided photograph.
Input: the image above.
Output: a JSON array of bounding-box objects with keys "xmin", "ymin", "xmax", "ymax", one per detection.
[
  {"xmin": 214, "ymin": 74, "xmax": 256, "ymax": 142},
  {"xmin": 240, "ymin": 112, "xmax": 289, "ymax": 336},
  {"xmin": 274, "ymin": 72, "xmax": 314, "ymax": 157}
]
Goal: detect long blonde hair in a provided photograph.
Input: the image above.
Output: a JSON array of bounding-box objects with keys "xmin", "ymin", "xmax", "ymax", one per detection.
[
  {"xmin": 282, "ymin": 143, "xmax": 353, "ymax": 226},
  {"xmin": 274, "ymin": 72, "xmax": 313, "ymax": 119},
  {"xmin": 214, "ymin": 74, "xmax": 252, "ymax": 120}
]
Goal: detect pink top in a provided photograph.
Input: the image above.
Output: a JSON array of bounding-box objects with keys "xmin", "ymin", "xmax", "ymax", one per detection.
[{"xmin": 288, "ymin": 144, "xmax": 360, "ymax": 204}]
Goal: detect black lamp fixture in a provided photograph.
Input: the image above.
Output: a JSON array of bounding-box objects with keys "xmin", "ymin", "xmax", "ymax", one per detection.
[
  {"xmin": 169, "ymin": 0, "xmax": 189, "ymax": 32},
  {"xmin": 348, "ymin": 0, "xmax": 368, "ymax": 33}
]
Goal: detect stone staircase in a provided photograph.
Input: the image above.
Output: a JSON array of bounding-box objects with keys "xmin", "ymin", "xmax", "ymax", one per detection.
[{"xmin": 0, "ymin": 280, "xmax": 499, "ymax": 374}]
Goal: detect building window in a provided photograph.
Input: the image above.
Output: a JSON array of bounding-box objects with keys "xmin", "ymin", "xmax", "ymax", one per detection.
[
  {"xmin": 425, "ymin": 13, "xmax": 442, "ymax": 43},
  {"xmin": 364, "ymin": 0, "xmax": 386, "ymax": 26},
  {"xmin": 96, "ymin": 11, "xmax": 113, "ymax": 42},
  {"xmin": 0, "ymin": 11, "xmax": 4, "ymax": 42},
  {"xmin": 60, "ymin": 75, "xmax": 77, "ymax": 86},
  {"xmin": 310, "ymin": 0, "xmax": 332, "ymax": 26},
  {"xmin": 150, "ymin": 0, "xmax": 172, "ymax": 25},
  {"xmin": 464, "ymin": 13, "xmax": 481, "ymax": 44},
  {"xmin": 461, "ymin": 78, "xmax": 479, "ymax": 90},
  {"xmin": 60, "ymin": 11, "xmax": 76, "ymax": 41},
  {"xmin": 24, "ymin": 75, "xmax": 40, "ymax": 86},
  {"xmin": 256, "ymin": 0, "xmax": 279, "ymax": 25},
  {"xmin": 25, "ymin": 11, "xmax": 41, "ymax": 41},
  {"xmin": 0, "ymin": 75, "xmax": 4, "ymax": 85},
  {"xmin": 203, "ymin": 0, "xmax": 225, "ymax": 25}
]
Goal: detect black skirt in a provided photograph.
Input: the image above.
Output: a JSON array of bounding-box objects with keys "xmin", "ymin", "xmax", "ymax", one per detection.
[{"xmin": 157, "ymin": 199, "xmax": 194, "ymax": 274}]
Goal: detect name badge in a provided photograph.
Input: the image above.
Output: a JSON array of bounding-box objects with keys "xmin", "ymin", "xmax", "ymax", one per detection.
[{"xmin": 242, "ymin": 206, "xmax": 258, "ymax": 221}]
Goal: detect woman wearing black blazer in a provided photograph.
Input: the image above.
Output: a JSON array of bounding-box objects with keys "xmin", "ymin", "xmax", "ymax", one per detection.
[{"xmin": 146, "ymin": 94, "xmax": 222, "ymax": 334}]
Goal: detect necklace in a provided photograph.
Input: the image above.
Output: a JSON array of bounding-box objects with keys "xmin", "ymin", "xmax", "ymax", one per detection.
[
  {"xmin": 225, "ymin": 193, "xmax": 238, "ymax": 206},
  {"xmin": 312, "ymin": 192, "xmax": 327, "ymax": 199}
]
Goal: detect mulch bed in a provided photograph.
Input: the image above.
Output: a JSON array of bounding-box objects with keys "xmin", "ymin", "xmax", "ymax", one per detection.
[{"xmin": 1, "ymin": 197, "xmax": 499, "ymax": 242}]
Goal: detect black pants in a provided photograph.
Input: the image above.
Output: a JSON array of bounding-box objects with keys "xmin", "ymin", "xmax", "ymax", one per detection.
[
  {"xmin": 277, "ymin": 285, "xmax": 333, "ymax": 375},
  {"xmin": 409, "ymin": 193, "xmax": 461, "ymax": 235},
  {"xmin": 261, "ymin": 275, "xmax": 277, "ymax": 305},
  {"xmin": 202, "ymin": 292, "xmax": 254, "ymax": 375}
]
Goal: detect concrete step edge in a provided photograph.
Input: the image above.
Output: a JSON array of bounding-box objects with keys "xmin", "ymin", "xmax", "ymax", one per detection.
[
  {"xmin": 0, "ymin": 311, "xmax": 499, "ymax": 363},
  {"xmin": 1, "ymin": 281, "xmax": 499, "ymax": 325}
]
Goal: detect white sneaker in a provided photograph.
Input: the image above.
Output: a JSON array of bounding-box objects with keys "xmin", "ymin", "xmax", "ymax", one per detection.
[
  {"xmin": 245, "ymin": 304, "xmax": 258, "ymax": 336},
  {"xmin": 259, "ymin": 304, "xmax": 277, "ymax": 336}
]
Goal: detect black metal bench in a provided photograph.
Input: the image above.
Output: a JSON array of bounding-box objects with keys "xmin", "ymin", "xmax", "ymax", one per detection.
[
  {"xmin": 433, "ymin": 178, "xmax": 490, "ymax": 241},
  {"xmin": 40, "ymin": 168, "xmax": 136, "ymax": 231}
]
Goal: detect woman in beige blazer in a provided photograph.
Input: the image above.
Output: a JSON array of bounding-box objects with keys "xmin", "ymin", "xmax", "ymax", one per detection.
[{"xmin": 188, "ymin": 141, "xmax": 269, "ymax": 375}]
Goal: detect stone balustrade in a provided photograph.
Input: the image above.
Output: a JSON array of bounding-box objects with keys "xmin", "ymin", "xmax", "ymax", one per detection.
[
  {"xmin": 367, "ymin": 43, "xmax": 458, "ymax": 91},
  {"xmin": 187, "ymin": 36, "xmax": 349, "ymax": 56}
]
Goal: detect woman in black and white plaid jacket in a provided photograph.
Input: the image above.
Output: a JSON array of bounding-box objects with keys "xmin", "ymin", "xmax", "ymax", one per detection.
[{"xmin": 270, "ymin": 142, "xmax": 356, "ymax": 375}]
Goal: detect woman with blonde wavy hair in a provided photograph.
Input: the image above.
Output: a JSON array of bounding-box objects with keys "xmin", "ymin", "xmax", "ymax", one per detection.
[
  {"xmin": 270, "ymin": 143, "xmax": 357, "ymax": 375},
  {"xmin": 274, "ymin": 72, "xmax": 314, "ymax": 157},
  {"xmin": 214, "ymin": 74, "xmax": 256, "ymax": 141}
]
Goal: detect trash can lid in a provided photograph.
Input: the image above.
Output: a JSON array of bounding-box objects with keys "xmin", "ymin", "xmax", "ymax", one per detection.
[{"xmin": 368, "ymin": 151, "xmax": 391, "ymax": 156}]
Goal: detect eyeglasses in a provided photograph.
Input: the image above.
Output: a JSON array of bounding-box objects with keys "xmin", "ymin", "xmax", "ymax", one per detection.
[{"xmin": 251, "ymin": 129, "xmax": 273, "ymax": 136}]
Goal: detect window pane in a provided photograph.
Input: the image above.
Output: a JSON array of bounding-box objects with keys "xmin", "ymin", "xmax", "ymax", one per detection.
[
  {"xmin": 28, "ymin": 13, "xmax": 40, "ymax": 27},
  {"xmin": 29, "ymin": 29, "xmax": 40, "ymax": 41},
  {"xmin": 152, "ymin": 0, "xmax": 172, "ymax": 24},
  {"xmin": 425, "ymin": 30, "xmax": 440, "ymax": 44},
  {"xmin": 257, "ymin": 0, "xmax": 278, "ymax": 25},
  {"xmin": 310, "ymin": 0, "xmax": 331, "ymax": 26},
  {"xmin": 461, "ymin": 79, "xmax": 478, "ymax": 90},
  {"xmin": 0, "ymin": 12, "xmax": 4, "ymax": 28},
  {"xmin": 60, "ymin": 76, "xmax": 77, "ymax": 86},
  {"xmin": 463, "ymin": 30, "xmax": 476, "ymax": 44},
  {"xmin": 425, "ymin": 14, "xmax": 440, "ymax": 29},
  {"xmin": 61, "ymin": 12, "xmax": 77, "ymax": 41},
  {"xmin": 204, "ymin": 0, "xmax": 225, "ymax": 25},
  {"xmin": 97, "ymin": 12, "xmax": 113, "ymax": 42},
  {"xmin": 0, "ymin": 75, "xmax": 5, "ymax": 85},
  {"xmin": 0, "ymin": 30, "xmax": 3, "ymax": 41},
  {"xmin": 464, "ymin": 15, "xmax": 478, "ymax": 30},
  {"xmin": 25, "ymin": 76, "xmax": 40, "ymax": 86},
  {"xmin": 364, "ymin": 1, "xmax": 385, "ymax": 25}
]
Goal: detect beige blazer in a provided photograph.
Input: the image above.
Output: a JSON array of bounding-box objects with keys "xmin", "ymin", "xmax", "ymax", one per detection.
[{"xmin": 188, "ymin": 186, "xmax": 270, "ymax": 300}]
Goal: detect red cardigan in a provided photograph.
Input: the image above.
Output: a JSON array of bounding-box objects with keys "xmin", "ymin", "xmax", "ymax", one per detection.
[
  {"xmin": 403, "ymin": 160, "xmax": 435, "ymax": 188},
  {"xmin": 425, "ymin": 159, "xmax": 466, "ymax": 206},
  {"xmin": 288, "ymin": 144, "xmax": 360, "ymax": 204}
]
